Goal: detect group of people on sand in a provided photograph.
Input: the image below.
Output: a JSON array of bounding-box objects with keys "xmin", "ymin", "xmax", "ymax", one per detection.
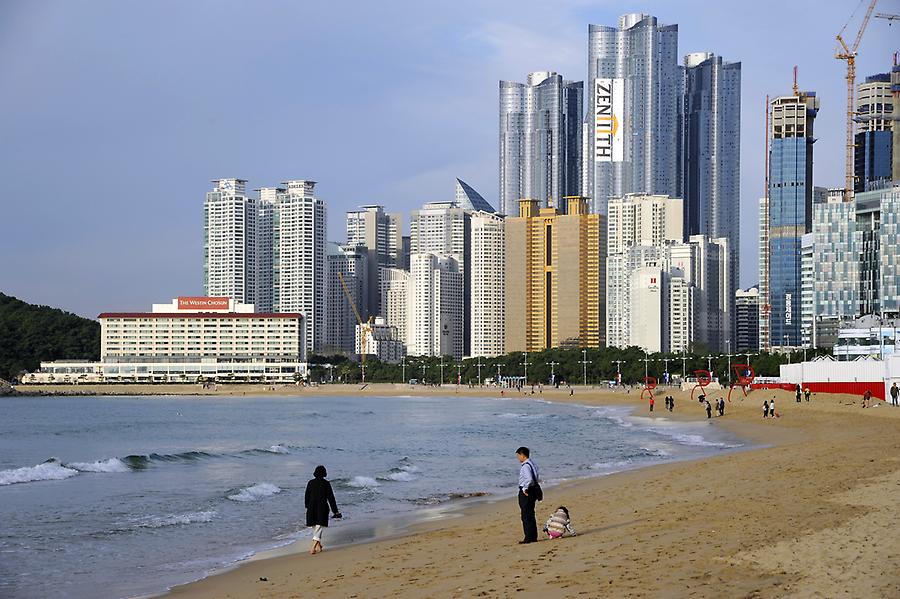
[
  {"xmin": 763, "ymin": 398, "xmax": 779, "ymax": 418},
  {"xmin": 304, "ymin": 446, "xmax": 576, "ymax": 554}
]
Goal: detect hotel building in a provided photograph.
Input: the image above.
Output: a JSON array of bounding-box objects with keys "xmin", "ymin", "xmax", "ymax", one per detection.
[{"xmin": 24, "ymin": 297, "xmax": 307, "ymax": 384}]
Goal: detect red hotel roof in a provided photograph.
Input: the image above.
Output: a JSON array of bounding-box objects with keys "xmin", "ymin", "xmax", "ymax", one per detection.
[{"xmin": 98, "ymin": 312, "xmax": 303, "ymax": 319}]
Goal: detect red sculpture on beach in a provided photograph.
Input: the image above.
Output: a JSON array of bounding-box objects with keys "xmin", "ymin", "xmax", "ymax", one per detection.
[
  {"xmin": 727, "ymin": 364, "xmax": 756, "ymax": 402},
  {"xmin": 640, "ymin": 376, "xmax": 657, "ymax": 402},
  {"xmin": 691, "ymin": 370, "xmax": 712, "ymax": 402}
]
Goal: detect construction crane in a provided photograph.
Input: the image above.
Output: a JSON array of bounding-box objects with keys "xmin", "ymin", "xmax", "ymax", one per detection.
[
  {"xmin": 337, "ymin": 271, "xmax": 372, "ymax": 384},
  {"xmin": 875, "ymin": 12, "xmax": 899, "ymax": 23},
  {"xmin": 835, "ymin": 0, "xmax": 878, "ymax": 199}
]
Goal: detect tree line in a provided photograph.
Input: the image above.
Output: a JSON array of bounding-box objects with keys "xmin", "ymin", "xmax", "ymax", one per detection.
[{"xmin": 0, "ymin": 292, "xmax": 100, "ymax": 382}]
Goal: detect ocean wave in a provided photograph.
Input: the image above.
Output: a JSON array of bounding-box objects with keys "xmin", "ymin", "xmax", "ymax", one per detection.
[
  {"xmin": 495, "ymin": 413, "xmax": 546, "ymax": 420},
  {"xmin": 134, "ymin": 510, "xmax": 216, "ymax": 529},
  {"xmin": 588, "ymin": 460, "xmax": 631, "ymax": 471},
  {"xmin": 347, "ymin": 476, "xmax": 380, "ymax": 489},
  {"xmin": 261, "ymin": 445, "xmax": 290, "ymax": 454},
  {"xmin": 385, "ymin": 471, "xmax": 415, "ymax": 482},
  {"xmin": 123, "ymin": 451, "xmax": 215, "ymax": 469},
  {"xmin": 0, "ymin": 459, "xmax": 78, "ymax": 486},
  {"xmin": 411, "ymin": 491, "xmax": 489, "ymax": 506},
  {"xmin": 642, "ymin": 428, "xmax": 734, "ymax": 448},
  {"xmin": 227, "ymin": 482, "xmax": 283, "ymax": 502},
  {"xmin": 67, "ymin": 458, "xmax": 131, "ymax": 473}
]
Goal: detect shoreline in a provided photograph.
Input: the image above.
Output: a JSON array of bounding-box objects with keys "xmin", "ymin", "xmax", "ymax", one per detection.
[{"xmin": 155, "ymin": 398, "xmax": 752, "ymax": 598}]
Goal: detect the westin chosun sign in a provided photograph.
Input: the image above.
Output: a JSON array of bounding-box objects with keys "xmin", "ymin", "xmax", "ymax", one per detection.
[{"xmin": 177, "ymin": 296, "xmax": 230, "ymax": 310}]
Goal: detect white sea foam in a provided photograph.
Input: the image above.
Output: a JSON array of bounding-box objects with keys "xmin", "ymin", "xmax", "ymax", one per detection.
[
  {"xmin": 68, "ymin": 458, "xmax": 131, "ymax": 473},
  {"xmin": 227, "ymin": 482, "xmax": 282, "ymax": 502},
  {"xmin": 589, "ymin": 460, "xmax": 631, "ymax": 471},
  {"xmin": 496, "ymin": 413, "xmax": 545, "ymax": 420},
  {"xmin": 387, "ymin": 471, "xmax": 415, "ymax": 482},
  {"xmin": 348, "ymin": 476, "xmax": 380, "ymax": 488},
  {"xmin": 135, "ymin": 511, "xmax": 216, "ymax": 528},
  {"xmin": 264, "ymin": 445, "xmax": 290, "ymax": 454},
  {"xmin": 399, "ymin": 464, "xmax": 420, "ymax": 473},
  {"xmin": 0, "ymin": 461, "xmax": 79, "ymax": 486}
]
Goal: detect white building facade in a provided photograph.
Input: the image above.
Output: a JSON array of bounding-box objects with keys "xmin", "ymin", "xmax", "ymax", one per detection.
[
  {"xmin": 204, "ymin": 179, "xmax": 258, "ymax": 305},
  {"xmin": 407, "ymin": 253, "xmax": 464, "ymax": 358},
  {"xmin": 470, "ymin": 211, "xmax": 505, "ymax": 358}
]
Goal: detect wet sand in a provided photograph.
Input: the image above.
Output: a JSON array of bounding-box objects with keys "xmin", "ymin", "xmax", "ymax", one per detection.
[{"xmin": 150, "ymin": 385, "xmax": 900, "ymax": 598}]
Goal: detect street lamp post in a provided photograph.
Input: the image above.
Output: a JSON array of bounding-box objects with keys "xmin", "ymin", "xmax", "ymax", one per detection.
[
  {"xmin": 704, "ymin": 355, "xmax": 714, "ymax": 375},
  {"xmin": 476, "ymin": 357, "xmax": 483, "ymax": 386},
  {"xmin": 661, "ymin": 357, "xmax": 671, "ymax": 385},
  {"xmin": 612, "ymin": 359, "xmax": 624, "ymax": 386},
  {"xmin": 547, "ymin": 361, "xmax": 559, "ymax": 385},
  {"xmin": 680, "ymin": 352, "xmax": 687, "ymax": 379},
  {"xmin": 580, "ymin": 350, "xmax": 590, "ymax": 387},
  {"xmin": 521, "ymin": 352, "xmax": 531, "ymax": 384},
  {"xmin": 420, "ymin": 363, "xmax": 427, "ymax": 385},
  {"xmin": 495, "ymin": 363, "xmax": 502, "ymax": 386},
  {"xmin": 725, "ymin": 340, "xmax": 732, "ymax": 385},
  {"xmin": 439, "ymin": 356, "xmax": 445, "ymax": 386},
  {"xmin": 641, "ymin": 352, "xmax": 652, "ymax": 383},
  {"xmin": 455, "ymin": 363, "xmax": 462, "ymax": 386},
  {"xmin": 401, "ymin": 356, "xmax": 406, "ymax": 384}
]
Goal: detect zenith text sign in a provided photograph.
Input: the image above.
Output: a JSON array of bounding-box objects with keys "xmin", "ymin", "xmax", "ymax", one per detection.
[{"xmin": 594, "ymin": 78, "xmax": 624, "ymax": 163}]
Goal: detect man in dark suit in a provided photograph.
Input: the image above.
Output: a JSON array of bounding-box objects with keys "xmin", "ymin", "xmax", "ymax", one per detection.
[{"xmin": 516, "ymin": 446, "xmax": 539, "ymax": 544}]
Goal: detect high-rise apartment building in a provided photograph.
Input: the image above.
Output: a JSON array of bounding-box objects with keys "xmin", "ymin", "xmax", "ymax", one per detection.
[
  {"xmin": 324, "ymin": 242, "xmax": 368, "ymax": 354},
  {"xmin": 470, "ymin": 211, "xmax": 505, "ymax": 358},
  {"xmin": 681, "ymin": 52, "xmax": 741, "ymax": 344},
  {"xmin": 272, "ymin": 180, "xmax": 326, "ymax": 355},
  {"xmin": 379, "ymin": 267, "xmax": 409, "ymax": 347},
  {"xmin": 855, "ymin": 184, "xmax": 900, "ymax": 317},
  {"xmin": 255, "ymin": 187, "xmax": 280, "ymax": 312},
  {"xmin": 606, "ymin": 194, "xmax": 683, "ymax": 348},
  {"xmin": 855, "ymin": 73, "xmax": 894, "ymax": 192},
  {"xmin": 410, "ymin": 201, "xmax": 472, "ymax": 353},
  {"xmin": 346, "ymin": 205, "xmax": 401, "ymax": 317},
  {"xmin": 505, "ymin": 197, "xmax": 604, "ymax": 352},
  {"xmin": 499, "ymin": 72, "xmax": 583, "ymax": 216},
  {"xmin": 629, "ymin": 265, "xmax": 669, "ymax": 353},
  {"xmin": 735, "ymin": 287, "xmax": 760, "ymax": 351},
  {"xmin": 812, "ymin": 191, "xmax": 859, "ymax": 332},
  {"xmin": 587, "ymin": 13, "xmax": 680, "ymax": 216},
  {"xmin": 407, "ymin": 253, "xmax": 464, "ymax": 359},
  {"xmin": 204, "ymin": 179, "xmax": 258, "ymax": 305},
  {"xmin": 767, "ymin": 91, "xmax": 819, "ymax": 348}
]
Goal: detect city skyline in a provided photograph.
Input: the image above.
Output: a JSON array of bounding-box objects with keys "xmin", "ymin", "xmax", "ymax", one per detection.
[{"xmin": 1, "ymin": 0, "xmax": 896, "ymax": 318}]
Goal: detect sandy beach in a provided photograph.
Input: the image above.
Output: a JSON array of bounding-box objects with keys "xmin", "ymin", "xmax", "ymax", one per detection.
[{"xmin": 101, "ymin": 384, "xmax": 895, "ymax": 599}]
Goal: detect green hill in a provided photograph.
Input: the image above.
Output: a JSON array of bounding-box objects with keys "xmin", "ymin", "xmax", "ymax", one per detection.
[{"xmin": 0, "ymin": 292, "xmax": 100, "ymax": 381}]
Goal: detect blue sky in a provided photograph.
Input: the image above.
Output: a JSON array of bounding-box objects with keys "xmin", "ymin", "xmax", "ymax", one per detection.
[{"xmin": 0, "ymin": 0, "xmax": 896, "ymax": 317}]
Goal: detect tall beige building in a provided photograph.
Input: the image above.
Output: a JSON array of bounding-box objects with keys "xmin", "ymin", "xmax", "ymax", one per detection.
[
  {"xmin": 470, "ymin": 211, "xmax": 505, "ymax": 358},
  {"xmin": 505, "ymin": 197, "xmax": 605, "ymax": 352}
]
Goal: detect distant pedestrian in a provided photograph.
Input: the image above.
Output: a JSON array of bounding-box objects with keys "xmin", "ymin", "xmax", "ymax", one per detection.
[
  {"xmin": 770, "ymin": 398, "xmax": 776, "ymax": 418},
  {"xmin": 862, "ymin": 390, "xmax": 872, "ymax": 408},
  {"xmin": 649, "ymin": 397, "xmax": 654, "ymax": 412},
  {"xmin": 804, "ymin": 387, "xmax": 811, "ymax": 402},
  {"xmin": 670, "ymin": 396, "xmax": 675, "ymax": 412},
  {"xmin": 796, "ymin": 384, "xmax": 802, "ymax": 403},
  {"xmin": 705, "ymin": 400, "xmax": 712, "ymax": 419},
  {"xmin": 569, "ymin": 387, "xmax": 574, "ymax": 396},
  {"xmin": 718, "ymin": 398, "xmax": 725, "ymax": 417},
  {"xmin": 763, "ymin": 400, "xmax": 770, "ymax": 419},
  {"xmin": 516, "ymin": 447, "xmax": 541, "ymax": 544},
  {"xmin": 891, "ymin": 383, "xmax": 899, "ymax": 407},
  {"xmin": 305, "ymin": 465, "xmax": 342, "ymax": 555}
]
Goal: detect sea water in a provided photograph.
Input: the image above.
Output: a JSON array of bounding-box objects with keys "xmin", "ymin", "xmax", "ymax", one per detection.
[{"xmin": 0, "ymin": 394, "xmax": 743, "ymax": 599}]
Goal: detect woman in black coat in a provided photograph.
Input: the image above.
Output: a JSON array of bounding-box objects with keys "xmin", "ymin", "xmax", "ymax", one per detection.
[{"xmin": 305, "ymin": 465, "xmax": 341, "ymax": 554}]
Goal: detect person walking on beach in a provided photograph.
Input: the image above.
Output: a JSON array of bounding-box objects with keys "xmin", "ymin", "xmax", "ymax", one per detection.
[
  {"xmin": 516, "ymin": 447, "xmax": 540, "ymax": 544},
  {"xmin": 804, "ymin": 387, "xmax": 811, "ymax": 402},
  {"xmin": 796, "ymin": 384, "xmax": 802, "ymax": 403},
  {"xmin": 305, "ymin": 465, "xmax": 342, "ymax": 555},
  {"xmin": 649, "ymin": 396, "xmax": 654, "ymax": 413},
  {"xmin": 705, "ymin": 400, "xmax": 712, "ymax": 419},
  {"xmin": 763, "ymin": 400, "xmax": 769, "ymax": 419},
  {"xmin": 891, "ymin": 383, "xmax": 899, "ymax": 407},
  {"xmin": 770, "ymin": 397, "xmax": 776, "ymax": 418}
]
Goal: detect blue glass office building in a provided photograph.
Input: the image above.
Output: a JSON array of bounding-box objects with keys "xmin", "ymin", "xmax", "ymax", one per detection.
[{"xmin": 768, "ymin": 92, "xmax": 819, "ymax": 347}]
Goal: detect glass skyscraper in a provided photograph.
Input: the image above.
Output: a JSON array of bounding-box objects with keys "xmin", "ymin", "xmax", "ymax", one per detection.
[
  {"xmin": 681, "ymin": 52, "xmax": 741, "ymax": 347},
  {"xmin": 854, "ymin": 73, "xmax": 894, "ymax": 192},
  {"xmin": 499, "ymin": 72, "xmax": 583, "ymax": 216},
  {"xmin": 587, "ymin": 13, "xmax": 680, "ymax": 216},
  {"xmin": 767, "ymin": 91, "xmax": 819, "ymax": 348}
]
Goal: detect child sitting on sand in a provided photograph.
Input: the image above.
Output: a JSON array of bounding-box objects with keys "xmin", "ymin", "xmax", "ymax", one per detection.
[{"xmin": 543, "ymin": 506, "xmax": 577, "ymax": 539}]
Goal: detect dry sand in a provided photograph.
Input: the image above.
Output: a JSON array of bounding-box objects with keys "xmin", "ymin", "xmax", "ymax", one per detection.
[{"xmin": 24, "ymin": 383, "xmax": 900, "ymax": 598}]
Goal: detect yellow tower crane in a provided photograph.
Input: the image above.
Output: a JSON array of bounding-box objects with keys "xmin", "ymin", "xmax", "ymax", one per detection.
[
  {"xmin": 337, "ymin": 271, "xmax": 372, "ymax": 384},
  {"xmin": 835, "ymin": 0, "xmax": 878, "ymax": 200}
]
